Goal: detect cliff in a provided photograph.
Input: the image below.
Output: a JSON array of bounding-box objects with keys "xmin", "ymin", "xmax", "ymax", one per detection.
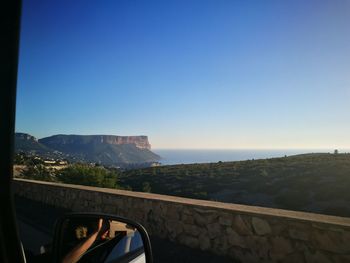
[
  {"xmin": 15, "ymin": 133, "xmax": 160, "ymax": 166},
  {"xmin": 39, "ymin": 135, "xmax": 151, "ymax": 150},
  {"xmin": 15, "ymin": 132, "xmax": 38, "ymax": 142}
]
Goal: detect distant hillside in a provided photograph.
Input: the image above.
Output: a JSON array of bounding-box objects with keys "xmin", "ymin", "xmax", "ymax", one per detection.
[
  {"xmin": 15, "ymin": 133, "xmax": 53, "ymax": 155},
  {"xmin": 119, "ymin": 153, "xmax": 350, "ymax": 217},
  {"xmin": 15, "ymin": 133, "xmax": 160, "ymax": 167}
]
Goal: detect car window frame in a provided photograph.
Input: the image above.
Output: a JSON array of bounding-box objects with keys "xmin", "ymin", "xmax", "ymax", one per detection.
[{"xmin": 0, "ymin": 0, "xmax": 26, "ymax": 262}]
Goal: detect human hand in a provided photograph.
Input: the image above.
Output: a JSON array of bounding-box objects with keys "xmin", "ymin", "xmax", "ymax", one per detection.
[{"xmin": 97, "ymin": 218, "xmax": 103, "ymax": 233}]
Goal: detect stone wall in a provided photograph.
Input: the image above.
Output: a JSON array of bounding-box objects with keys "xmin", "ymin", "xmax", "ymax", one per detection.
[{"xmin": 13, "ymin": 179, "xmax": 350, "ymax": 263}]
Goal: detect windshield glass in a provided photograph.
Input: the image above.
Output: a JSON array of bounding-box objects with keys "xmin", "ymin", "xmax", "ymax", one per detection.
[{"xmin": 14, "ymin": 1, "xmax": 350, "ymax": 262}]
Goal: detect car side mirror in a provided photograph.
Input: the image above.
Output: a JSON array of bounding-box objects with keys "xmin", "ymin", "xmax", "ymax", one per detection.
[{"xmin": 52, "ymin": 213, "xmax": 153, "ymax": 263}]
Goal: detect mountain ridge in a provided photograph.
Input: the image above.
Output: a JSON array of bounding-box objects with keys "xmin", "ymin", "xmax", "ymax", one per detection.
[
  {"xmin": 39, "ymin": 134, "xmax": 152, "ymax": 150},
  {"xmin": 15, "ymin": 132, "xmax": 160, "ymax": 167}
]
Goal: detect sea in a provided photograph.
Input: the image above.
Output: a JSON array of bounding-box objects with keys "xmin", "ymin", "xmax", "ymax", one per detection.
[{"xmin": 153, "ymin": 149, "xmax": 344, "ymax": 166}]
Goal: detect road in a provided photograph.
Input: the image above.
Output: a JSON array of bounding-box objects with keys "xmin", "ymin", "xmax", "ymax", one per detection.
[{"xmin": 15, "ymin": 196, "xmax": 234, "ymax": 263}]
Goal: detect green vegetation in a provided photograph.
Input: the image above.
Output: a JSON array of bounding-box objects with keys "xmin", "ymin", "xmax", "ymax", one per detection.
[
  {"xmin": 57, "ymin": 165, "xmax": 119, "ymax": 188},
  {"xmin": 20, "ymin": 164, "xmax": 55, "ymax": 182},
  {"xmin": 18, "ymin": 163, "xmax": 121, "ymax": 189},
  {"xmin": 118, "ymin": 153, "xmax": 350, "ymax": 217},
  {"xmin": 14, "ymin": 152, "xmax": 44, "ymax": 165},
  {"xmin": 15, "ymin": 152, "xmax": 350, "ymax": 217}
]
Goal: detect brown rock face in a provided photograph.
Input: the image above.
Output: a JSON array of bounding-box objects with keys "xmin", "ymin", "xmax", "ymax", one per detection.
[
  {"xmin": 98, "ymin": 135, "xmax": 151, "ymax": 149},
  {"xmin": 39, "ymin": 134, "xmax": 152, "ymax": 150}
]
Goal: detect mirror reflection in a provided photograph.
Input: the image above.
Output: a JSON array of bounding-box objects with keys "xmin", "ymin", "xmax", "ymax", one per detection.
[{"xmin": 59, "ymin": 217, "xmax": 145, "ymax": 263}]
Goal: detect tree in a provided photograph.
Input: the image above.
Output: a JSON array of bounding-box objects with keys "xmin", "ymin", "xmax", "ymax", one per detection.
[
  {"xmin": 334, "ymin": 149, "xmax": 339, "ymax": 155},
  {"xmin": 20, "ymin": 164, "xmax": 55, "ymax": 182},
  {"xmin": 142, "ymin": 182, "xmax": 151, "ymax": 193},
  {"xmin": 57, "ymin": 164, "xmax": 118, "ymax": 188}
]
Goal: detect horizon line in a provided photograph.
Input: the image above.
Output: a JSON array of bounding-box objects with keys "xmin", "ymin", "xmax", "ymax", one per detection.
[{"xmin": 152, "ymin": 148, "xmax": 350, "ymax": 151}]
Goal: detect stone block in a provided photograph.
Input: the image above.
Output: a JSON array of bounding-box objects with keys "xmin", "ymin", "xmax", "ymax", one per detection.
[
  {"xmin": 311, "ymin": 229, "xmax": 350, "ymax": 254},
  {"xmin": 159, "ymin": 203, "xmax": 168, "ymax": 215},
  {"xmin": 181, "ymin": 214, "xmax": 194, "ymax": 224},
  {"xmin": 227, "ymin": 228, "xmax": 247, "ymax": 248},
  {"xmin": 251, "ymin": 236, "xmax": 270, "ymax": 259},
  {"xmin": 183, "ymin": 207, "xmax": 193, "ymax": 215},
  {"xmin": 233, "ymin": 215, "xmax": 252, "ymax": 235},
  {"xmin": 219, "ymin": 213, "xmax": 233, "ymax": 226},
  {"xmin": 270, "ymin": 236, "xmax": 294, "ymax": 255},
  {"xmin": 179, "ymin": 235, "xmax": 199, "ymax": 249},
  {"xmin": 289, "ymin": 227, "xmax": 310, "ymax": 241},
  {"xmin": 166, "ymin": 206, "xmax": 179, "ymax": 221},
  {"xmin": 194, "ymin": 212, "xmax": 209, "ymax": 227},
  {"xmin": 212, "ymin": 235, "xmax": 229, "ymax": 254},
  {"xmin": 304, "ymin": 250, "xmax": 332, "ymax": 263},
  {"xmin": 183, "ymin": 224, "xmax": 201, "ymax": 237},
  {"xmin": 198, "ymin": 233, "xmax": 211, "ymax": 251},
  {"xmin": 252, "ymin": 217, "xmax": 271, "ymax": 236},
  {"xmin": 207, "ymin": 223, "xmax": 222, "ymax": 239},
  {"xmin": 271, "ymin": 222, "xmax": 288, "ymax": 236}
]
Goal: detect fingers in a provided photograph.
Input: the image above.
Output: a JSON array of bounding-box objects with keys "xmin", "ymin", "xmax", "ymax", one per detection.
[
  {"xmin": 101, "ymin": 230, "xmax": 109, "ymax": 239},
  {"xmin": 98, "ymin": 219, "xmax": 103, "ymax": 231}
]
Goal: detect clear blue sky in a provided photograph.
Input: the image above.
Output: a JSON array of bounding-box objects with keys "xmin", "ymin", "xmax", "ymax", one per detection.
[{"xmin": 16, "ymin": 0, "xmax": 350, "ymax": 149}]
